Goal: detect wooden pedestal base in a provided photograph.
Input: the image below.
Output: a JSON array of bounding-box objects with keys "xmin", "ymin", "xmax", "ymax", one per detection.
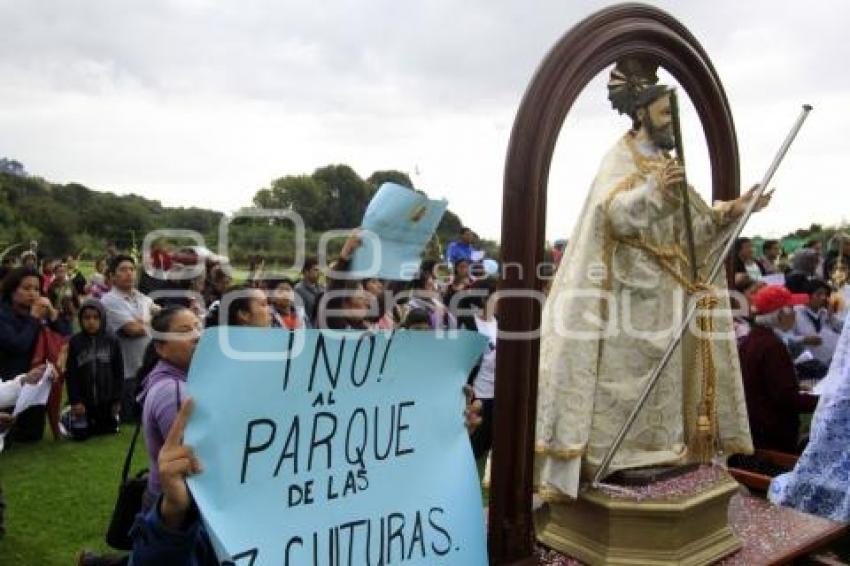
[{"xmin": 535, "ymin": 471, "xmax": 741, "ymax": 565}]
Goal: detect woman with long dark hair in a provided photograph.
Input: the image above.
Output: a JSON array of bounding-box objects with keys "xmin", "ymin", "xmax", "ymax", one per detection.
[
  {"xmin": 0, "ymin": 267, "xmax": 58, "ymax": 381},
  {"xmin": 137, "ymin": 306, "xmax": 202, "ymax": 512},
  {"xmin": 0, "ymin": 267, "xmax": 61, "ymax": 442}
]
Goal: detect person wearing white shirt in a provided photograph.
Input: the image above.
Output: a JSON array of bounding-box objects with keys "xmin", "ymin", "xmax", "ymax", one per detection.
[
  {"xmin": 458, "ymin": 278, "xmax": 499, "ymax": 462},
  {"xmin": 793, "ymin": 279, "xmax": 844, "ymax": 368},
  {"xmin": 100, "ymin": 255, "xmax": 157, "ymax": 422}
]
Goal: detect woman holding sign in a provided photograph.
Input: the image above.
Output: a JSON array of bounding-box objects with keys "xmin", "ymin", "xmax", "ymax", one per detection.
[
  {"xmin": 138, "ymin": 306, "xmax": 202, "ymax": 512},
  {"xmin": 130, "ymin": 391, "xmax": 484, "ymax": 565}
]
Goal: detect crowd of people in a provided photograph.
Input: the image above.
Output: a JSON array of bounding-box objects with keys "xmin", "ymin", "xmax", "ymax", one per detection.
[
  {"xmin": 731, "ymin": 234, "xmax": 849, "ymax": 464},
  {"xmin": 0, "ymin": 226, "xmax": 500, "ymax": 564},
  {"xmin": 3, "ymin": 225, "xmax": 850, "ymax": 562}
]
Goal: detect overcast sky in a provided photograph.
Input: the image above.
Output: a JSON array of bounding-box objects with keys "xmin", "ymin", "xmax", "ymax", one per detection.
[{"xmin": 1, "ymin": 0, "xmax": 847, "ymax": 242}]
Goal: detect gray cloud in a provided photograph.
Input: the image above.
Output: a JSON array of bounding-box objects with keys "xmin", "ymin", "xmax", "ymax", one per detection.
[{"xmin": 0, "ymin": 0, "xmax": 847, "ymax": 241}]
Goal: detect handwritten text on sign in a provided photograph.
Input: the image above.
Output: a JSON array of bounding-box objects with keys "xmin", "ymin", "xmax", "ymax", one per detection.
[{"xmin": 185, "ymin": 328, "xmax": 488, "ymax": 566}]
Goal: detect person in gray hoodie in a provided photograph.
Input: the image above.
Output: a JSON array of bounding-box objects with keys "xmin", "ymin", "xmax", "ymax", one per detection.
[{"xmin": 64, "ymin": 298, "xmax": 124, "ymax": 440}]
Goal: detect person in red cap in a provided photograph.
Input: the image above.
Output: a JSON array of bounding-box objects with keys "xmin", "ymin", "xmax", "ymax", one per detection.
[{"xmin": 738, "ymin": 285, "xmax": 817, "ymax": 453}]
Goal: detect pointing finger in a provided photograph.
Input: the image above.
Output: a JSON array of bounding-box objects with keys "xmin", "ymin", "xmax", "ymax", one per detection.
[{"xmin": 163, "ymin": 398, "xmax": 195, "ymax": 449}]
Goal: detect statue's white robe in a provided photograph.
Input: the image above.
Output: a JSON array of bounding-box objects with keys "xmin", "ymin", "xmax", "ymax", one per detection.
[{"xmin": 535, "ymin": 133, "xmax": 753, "ymax": 499}]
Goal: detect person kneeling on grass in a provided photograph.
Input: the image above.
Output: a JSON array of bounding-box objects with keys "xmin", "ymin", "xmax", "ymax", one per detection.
[
  {"xmin": 62, "ymin": 299, "xmax": 124, "ymax": 440},
  {"xmin": 130, "ymin": 388, "xmax": 483, "ymax": 565}
]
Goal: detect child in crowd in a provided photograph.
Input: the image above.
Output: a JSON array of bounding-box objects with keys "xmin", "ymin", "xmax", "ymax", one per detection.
[
  {"xmin": 86, "ymin": 258, "xmax": 111, "ymax": 299},
  {"xmin": 265, "ymin": 277, "xmax": 308, "ymax": 329},
  {"xmin": 63, "ymin": 299, "xmax": 124, "ymax": 440},
  {"xmin": 48, "ymin": 262, "xmax": 79, "ymax": 336}
]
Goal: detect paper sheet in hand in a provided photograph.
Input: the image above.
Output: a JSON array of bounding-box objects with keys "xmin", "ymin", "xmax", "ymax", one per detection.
[
  {"xmin": 185, "ymin": 327, "xmax": 489, "ymax": 566},
  {"xmin": 349, "ymin": 183, "xmax": 447, "ymax": 280},
  {"xmin": 13, "ymin": 364, "xmax": 54, "ymax": 416},
  {"xmin": 762, "ymin": 274, "xmax": 786, "ymax": 286}
]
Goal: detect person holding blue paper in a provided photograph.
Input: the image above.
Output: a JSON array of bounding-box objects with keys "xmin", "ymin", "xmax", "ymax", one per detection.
[
  {"xmin": 446, "ymin": 227, "xmax": 476, "ymax": 267},
  {"xmin": 130, "ymin": 391, "xmax": 484, "ymax": 565},
  {"xmin": 317, "ymin": 232, "xmax": 381, "ymax": 331},
  {"xmin": 348, "ymin": 182, "xmax": 447, "ymax": 281}
]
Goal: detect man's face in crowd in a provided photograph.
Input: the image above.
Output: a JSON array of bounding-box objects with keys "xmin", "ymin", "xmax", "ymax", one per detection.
[
  {"xmin": 640, "ymin": 93, "xmax": 675, "ymax": 151},
  {"xmin": 242, "ymin": 289, "xmax": 272, "ymax": 328},
  {"xmin": 113, "ymin": 261, "xmax": 136, "ymax": 291},
  {"xmin": 810, "ymin": 288, "xmax": 829, "ymax": 311},
  {"xmin": 461, "ymin": 230, "xmax": 474, "ymax": 245},
  {"xmin": 811, "ymin": 241, "xmax": 823, "ymax": 255},
  {"xmin": 304, "ymin": 265, "xmax": 321, "ymax": 284},
  {"xmin": 739, "ymin": 241, "xmax": 754, "ymax": 261},
  {"xmin": 766, "ymin": 243, "xmax": 780, "ymax": 261},
  {"xmin": 778, "ymin": 307, "xmax": 797, "ymax": 331},
  {"xmin": 53, "ymin": 263, "xmax": 68, "ymax": 282}
]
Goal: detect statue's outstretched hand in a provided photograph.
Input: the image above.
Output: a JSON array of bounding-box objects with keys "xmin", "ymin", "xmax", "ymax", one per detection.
[
  {"xmin": 732, "ymin": 184, "xmax": 774, "ymax": 218},
  {"xmin": 749, "ymin": 184, "xmax": 774, "ymax": 212}
]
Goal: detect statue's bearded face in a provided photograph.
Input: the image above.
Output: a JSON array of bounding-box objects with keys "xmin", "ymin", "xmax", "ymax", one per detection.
[{"xmin": 639, "ymin": 93, "xmax": 675, "ymax": 151}]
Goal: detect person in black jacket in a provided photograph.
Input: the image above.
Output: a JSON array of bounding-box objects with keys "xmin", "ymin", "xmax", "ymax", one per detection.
[
  {"xmin": 0, "ymin": 267, "xmax": 58, "ymax": 382},
  {"xmin": 0, "ymin": 267, "xmax": 60, "ymax": 442},
  {"xmin": 64, "ymin": 298, "xmax": 124, "ymax": 440}
]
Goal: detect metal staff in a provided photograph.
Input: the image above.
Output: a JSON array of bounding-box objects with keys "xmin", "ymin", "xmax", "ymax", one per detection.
[
  {"xmin": 592, "ymin": 104, "xmax": 814, "ymax": 487},
  {"xmin": 670, "ymin": 90, "xmax": 699, "ymax": 281}
]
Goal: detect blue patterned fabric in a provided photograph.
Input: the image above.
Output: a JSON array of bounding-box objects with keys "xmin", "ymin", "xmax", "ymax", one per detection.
[{"xmin": 769, "ymin": 316, "xmax": 850, "ymax": 521}]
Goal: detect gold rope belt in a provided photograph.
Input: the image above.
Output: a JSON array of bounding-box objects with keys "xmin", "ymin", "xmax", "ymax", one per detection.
[
  {"xmin": 612, "ymin": 233, "xmax": 720, "ymax": 463},
  {"xmin": 602, "ymin": 171, "xmax": 721, "ymax": 463}
]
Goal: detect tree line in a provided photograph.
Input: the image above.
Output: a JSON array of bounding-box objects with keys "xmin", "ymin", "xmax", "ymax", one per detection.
[{"xmin": 0, "ymin": 163, "xmax": 471, "ymax": 265}]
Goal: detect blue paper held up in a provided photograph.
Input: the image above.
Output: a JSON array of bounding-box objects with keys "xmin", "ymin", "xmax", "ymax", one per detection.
[
  {"xmin": 349, "ymin": 182, "xmax": 448, "ymax": 280},
  {"xmin": 184, "ymin": 327, "xmax": 489, "ymax": 566}
]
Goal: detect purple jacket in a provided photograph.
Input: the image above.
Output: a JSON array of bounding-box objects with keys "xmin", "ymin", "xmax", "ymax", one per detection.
[{"xmin": 138, "ymin": 360, "xmax": 187, "ymax": 501}]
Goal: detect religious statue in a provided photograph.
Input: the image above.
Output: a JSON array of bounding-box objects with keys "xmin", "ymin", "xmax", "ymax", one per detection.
[{"xmin": 534, "ymin": 57, "xmax": 772, "ymax": 499}]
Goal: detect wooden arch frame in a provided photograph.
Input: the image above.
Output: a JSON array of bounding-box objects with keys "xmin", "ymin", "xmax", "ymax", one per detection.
[{"xmin": 488, "ymin": 4, "xmax": 741, "ymax": 564}]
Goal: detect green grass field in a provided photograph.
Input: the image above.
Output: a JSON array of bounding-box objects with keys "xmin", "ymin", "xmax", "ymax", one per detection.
[
  {"xmin": 0, "ymin": 428, "xmax": 147, "ymax": 565},
  {"xmin": 4, "ymin": 427, "xmax": 850, "ymax": 564}
]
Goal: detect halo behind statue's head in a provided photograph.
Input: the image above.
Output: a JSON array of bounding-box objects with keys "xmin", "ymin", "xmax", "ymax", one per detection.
[{"xmin": 608, "ymin": 57, "xmax": 673, "ymax": 127}]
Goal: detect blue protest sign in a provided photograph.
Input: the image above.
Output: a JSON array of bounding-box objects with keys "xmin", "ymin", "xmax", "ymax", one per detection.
[
  {"xmin": 185, "ymin": 327, "xmax": 488, "ymax": 566},
  {"xmin": 349, "ymin": 182, "xmax": 448, "ymax": 280}
]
